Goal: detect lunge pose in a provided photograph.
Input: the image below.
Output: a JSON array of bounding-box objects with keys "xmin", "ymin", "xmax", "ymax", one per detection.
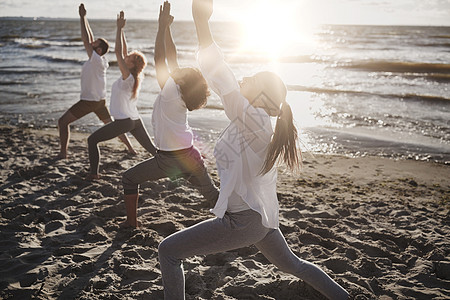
[
  {"xmin": 87, "ymin": 11, "xmax": 157, "ymax": 180},
  {"xmin": 157, "ymin": 1, "xmax": 350, "ymax": 299},
  {"xmin": 121, "ymin": 1, "xmax": 219, "ymax": 228},
  {"xmin": 57, "ymin": 3, "xmax": 135, "ymax": 159}
]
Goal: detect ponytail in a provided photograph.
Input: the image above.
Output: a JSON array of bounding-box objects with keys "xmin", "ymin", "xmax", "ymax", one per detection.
[
  {"xmin": 260, "ymin": 102, "xmax": 301, "ymax": 175},
  {"xmin": 129, "ymin": 51, "xmax": 147, "ymax": 99}
]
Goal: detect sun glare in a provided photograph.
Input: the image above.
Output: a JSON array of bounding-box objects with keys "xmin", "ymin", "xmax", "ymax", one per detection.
[{"xmin": 236, "ymin": 0, "xmax": 311, "ymax": 59}]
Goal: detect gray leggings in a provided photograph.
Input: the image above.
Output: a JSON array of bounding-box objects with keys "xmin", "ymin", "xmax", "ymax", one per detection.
[
  {"xmin": 88, "ymin": 118, "xmax": 156, "ymax": 175},
  {"xmin": 158, "ymin": 209, "xmax": 349, "ymax": 300}
]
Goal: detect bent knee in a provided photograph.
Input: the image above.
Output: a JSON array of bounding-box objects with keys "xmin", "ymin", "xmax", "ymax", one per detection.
[
  {"xmin": 87, "ymin": 135, "xmax": 93, "ymax": 146},
  {"xmin": 122, "ymin": 170, "xmax": 135, "ymax": 186},
  {"xmin": 58, "ymin": 117, "xmax": 67, "ymax": 127},
  {"xmin": 87, "ymin": 134, "xmax": 98, "ymax": 146}
]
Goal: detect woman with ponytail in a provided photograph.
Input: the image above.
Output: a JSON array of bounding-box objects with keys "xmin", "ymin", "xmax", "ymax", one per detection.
[
  {"xmin": 86, "ymin": 11, "xmax": 157, "ymax": 180},
  {"xmin": 157, "ymin": 1, "xmax": 349, "ymax": 299}
]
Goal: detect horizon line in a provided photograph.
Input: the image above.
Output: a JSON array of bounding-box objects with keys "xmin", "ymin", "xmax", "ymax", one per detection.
[{"xmin": 1, "ymin": 16, "xmax": 449, "ymax": 28}]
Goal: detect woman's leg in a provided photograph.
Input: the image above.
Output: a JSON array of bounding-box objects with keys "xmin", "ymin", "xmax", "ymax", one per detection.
[
  {"xmin": 87, "ymin": 118, "xmax": 134, "ymax": 175},
  {"xmin": 254, "ymin": 229, "xmax": 349, "ymax": 300},
  {"xmin": 158, "ymin": 210, "xmax": 270, "ymax": 300},
  {"xmin": 122, "ymin": 157, "xmax": 166, "ymax": 227},
  {"xmin": 129, "ymin": 119, "xmax": 157, "ymax": 155}
]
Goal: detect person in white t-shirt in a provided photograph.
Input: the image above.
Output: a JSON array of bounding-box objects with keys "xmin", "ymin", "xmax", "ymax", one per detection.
[
  {"xmin": 86, "ymin": 11, "xmax": 157, "ymax": 180},
  {"xmin": 121, "ymin": 1, "xmax": 219, "ymax": 228},
  {"xmin": 57, "ymin": 3, "xmax": 135, "ymax": 159},
  {"xmin": 157, "ymin": 1, "xmax": 350, "ymax": 299}
]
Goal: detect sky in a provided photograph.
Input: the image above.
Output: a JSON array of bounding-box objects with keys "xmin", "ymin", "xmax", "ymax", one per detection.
[{"xmin": 0, "ymin": 0, "xmax": 450, "ymax": 26}]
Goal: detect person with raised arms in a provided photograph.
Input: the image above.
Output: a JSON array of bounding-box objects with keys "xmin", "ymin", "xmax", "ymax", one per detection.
[
  {"xmin": 120, "ymin": 1, "xmax": 219, "ymax": 228},
  {"xmin": 86, "ymin": 10, "xmax": 157, "ymax": 180},
  {"xmin": 57, "ymin": 3, "xmax": 135, "ymax": 160},
  {"xmin": 157, "ymin": 0, "xmax": 350, "ymax": 299}
]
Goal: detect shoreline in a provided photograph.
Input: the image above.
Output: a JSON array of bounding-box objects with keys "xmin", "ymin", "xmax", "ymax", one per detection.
[
  {"xmin": 0, "ymin": 125, "xmax": 449, "ymax": 299},
  {"xmin": 3, "ymin": 112, "xmax": 449, "ymax": 166}
]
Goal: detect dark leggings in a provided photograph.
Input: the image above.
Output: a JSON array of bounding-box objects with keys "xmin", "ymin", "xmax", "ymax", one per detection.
[
  {"xmin": 88, "ymin": 118, "xmax": 156, "ymax": 175},
  {"xmin": 122, "ymin": 146, "xmax": 219, "ymax": 205}
]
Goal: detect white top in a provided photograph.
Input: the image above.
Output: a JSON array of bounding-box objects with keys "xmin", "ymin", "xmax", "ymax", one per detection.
[
  {"xmin": 80, "ymin": 51, "xmax": 108, "ymax": 101},
  {"xmin": 109, "ymin": 74, "xmax": 140, "ymax": 120},
  {"xmin": 152, "ymin": 77, "xmax": 194, "ymax": 151},
  {"xmin": 197, "ymin": 43, "xmax": 279, "ymax": 229}
]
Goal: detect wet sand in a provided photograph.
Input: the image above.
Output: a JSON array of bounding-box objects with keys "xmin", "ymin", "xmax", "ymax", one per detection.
[{"xmin": 0, "ymin": 125, "xmax": 449, "ymax": 299}]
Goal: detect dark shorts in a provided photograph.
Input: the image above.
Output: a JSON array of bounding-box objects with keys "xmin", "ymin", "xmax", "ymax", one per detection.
[{"xmin": 68, "ymin": 99, "xmax": 110, "ymax": 120}]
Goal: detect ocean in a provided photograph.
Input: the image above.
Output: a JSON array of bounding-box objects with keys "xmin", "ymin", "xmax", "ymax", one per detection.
[{"xmin": 0, "ymin": 18, "xmax": 449, "ymax": 163}]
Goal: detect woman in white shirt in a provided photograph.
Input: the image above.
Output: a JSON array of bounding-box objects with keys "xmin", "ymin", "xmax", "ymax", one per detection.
[
  {"xmin": 121, "ymin": 2, "xmax": 219, "ymax": 228},
  {"xmin": 87, "ymin": 11, "xmax": 157, "ymax": 180},
  {"xmin": 157, "ymin": 1, "xmax": 349, "ymax": 299}
]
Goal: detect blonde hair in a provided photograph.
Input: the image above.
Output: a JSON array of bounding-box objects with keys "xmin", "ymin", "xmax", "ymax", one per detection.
[{"xmin": 128, "ymin": 51, "xmax": 147, "ymax": 99}]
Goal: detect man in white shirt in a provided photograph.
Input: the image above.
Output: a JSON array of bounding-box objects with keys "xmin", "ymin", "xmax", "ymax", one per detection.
[{"xmin": 57, "ymin": 3, "xmax": 135, "ymax": 159}]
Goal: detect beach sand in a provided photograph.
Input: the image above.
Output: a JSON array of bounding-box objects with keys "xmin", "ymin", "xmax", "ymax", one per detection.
[{"xmin": 0, "ymin": 125, "xmax": 449, "ymax": 299}]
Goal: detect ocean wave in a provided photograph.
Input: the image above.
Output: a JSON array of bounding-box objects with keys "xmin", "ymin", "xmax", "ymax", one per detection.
[
  {"xmin": 1, "ymin": 34, "xmax": 20, "ymax": 40},
  {"xmin": 430, "ymin": 35, "xmax": 450, "ymax": 39},
  {"xmin": 338, "ymin": 60, "xmax": 450, "ymax": 74},
  {"xmin": 12, "ymin": 37, "xmax": 50, "ymax": 49},
  {"xmin": 32, "ymin": 55, "xmax": 83, "ymax": 65},
  {"xmin": 415, "ymin": 42, "xmax": 450, "ymax": 48},
  {"xmin": 11, "ymin": 37, "xmax": 80, "ymax": 49},
  {"xmin": 0, "ymin": 81, "xmax": 31, "ymax": 86},
  {"xmin": 0, "ymin": 68, "xmax": 51, "ymax": 75},
  {"xmin": 287, "ymin": 84, "xmax": 450, "ymax": 104}
]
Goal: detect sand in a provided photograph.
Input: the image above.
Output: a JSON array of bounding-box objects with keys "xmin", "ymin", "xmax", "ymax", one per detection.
[{"xmin": 0, "ymin": 124, "xmax": 449, "ymax": 299}]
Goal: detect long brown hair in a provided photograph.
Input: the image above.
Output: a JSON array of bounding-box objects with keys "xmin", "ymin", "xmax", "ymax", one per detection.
[
  {"xmin": 260, "ymin": 102, "xmax": 301, "ymax": 175},
  {"xmin": 128, "ymin": 51, "xmax": 147, "ymax": 99}
]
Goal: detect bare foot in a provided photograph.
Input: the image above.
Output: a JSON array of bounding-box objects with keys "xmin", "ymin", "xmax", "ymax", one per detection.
[
  {"xmin": 56, "ymin": 152, "xmax": 67, "ymax": 160},
  {"xmin": 120, "ymin": 219, "xmax": 142, "ymax": 229},
  {"xmin": 85, "ymin": 174, "xmax": 101, "ymax": 181}
]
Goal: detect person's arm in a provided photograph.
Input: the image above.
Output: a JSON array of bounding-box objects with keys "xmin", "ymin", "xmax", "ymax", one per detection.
[
  {"xmin": 116, "ymin": 11, "xmax": 131, "ymax": 80},
  {"xmin": 154, "ymin": 1, "xmax": 173, "ymax": 89},
  {"xmin": 165, "ymin": 26, "xmax": 179, "ymax": 72},
  {"xmin": 79, "ymin": 3, "xmax": 94, "ymax": 58},
  {"xmin": 192, "ymin": 0, "xmax": 214, "ymax": 49},
  {"xmin": 121, "ymin": 26, "xmax": 128, "ymax": 59}
]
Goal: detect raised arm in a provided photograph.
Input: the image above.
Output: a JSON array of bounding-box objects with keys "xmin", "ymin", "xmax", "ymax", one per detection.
[
  {"xmin": 165, "ymin": 26, "xmax": 179, "ymax": 72},
  {"xmin": 79, "ymin": 3, "xmax": 94, "ymax": 57},
  {"xmin": 116, "ymin": 11, "xmax": 131, "ymax": 80},
  {"xmin": 121, "ymin": 26, "xmax": 128, "ymax": 59},
  {"xmin": 192, "ymin": 0, "xmax": 214, "ymax": 48},
  {"xmin": 154, "ymin": 1, "xmax": 174, "ymax": 89}
]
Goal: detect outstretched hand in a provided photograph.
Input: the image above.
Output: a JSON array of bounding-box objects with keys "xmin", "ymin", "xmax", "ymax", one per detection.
[
  {"xmin": 79, "ymin": 3, "xmax": 86, "ymax": 18},
  {"xmin": 158, "ymin": 1, "xmax": 174, "ymax": 29},
  {"xmin": 117, "ymin": 11, "xmax": 126, "ymax": 29},
  {"xmin": 192, "ymin": 0, "xmax": 213, "ymax": 22}
]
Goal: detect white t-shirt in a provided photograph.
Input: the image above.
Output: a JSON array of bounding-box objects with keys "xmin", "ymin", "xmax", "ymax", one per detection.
[
  {"xmin": 152, "ymin": 77, "xmax": 194, "ymax": 151},
  {"xmin": 109, "ymin": 74, "xmax": 140, "ymax": 120},
  {"xmin": 80, "ymin": 51, "xmax": 108, "ymax": 101},
  {"xmin": 197, "ymin": 43, "xmax": 279, "ymax": 229}
]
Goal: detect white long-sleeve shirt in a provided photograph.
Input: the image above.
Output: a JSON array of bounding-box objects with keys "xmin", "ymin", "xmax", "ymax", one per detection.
[{"xmin": 197, "ymin": 43, "xmax": 279, "ymax": 229}]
